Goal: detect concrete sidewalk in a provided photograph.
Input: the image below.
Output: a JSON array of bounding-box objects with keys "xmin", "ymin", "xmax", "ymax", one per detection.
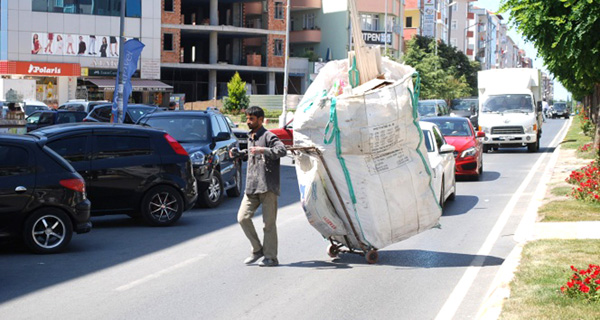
[{"xmin": 534, "ymin": 221, "xmax": 600, "ymax": 239}]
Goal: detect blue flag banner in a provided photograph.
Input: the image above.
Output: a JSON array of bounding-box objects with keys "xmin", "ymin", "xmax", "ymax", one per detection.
[{"xmin": 112, "ymin": 39, "xmax": 145, "ymax": 123}]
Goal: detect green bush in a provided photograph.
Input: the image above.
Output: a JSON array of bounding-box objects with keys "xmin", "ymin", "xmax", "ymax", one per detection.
[{"xmin": 223, "ymin": 72, "xmax": 249, "ymax": 115}]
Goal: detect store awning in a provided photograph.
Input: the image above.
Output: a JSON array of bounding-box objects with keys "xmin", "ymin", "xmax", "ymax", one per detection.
[{"xmin": 87, "ymin": 79, "xmax": 173, "ymax": 92}]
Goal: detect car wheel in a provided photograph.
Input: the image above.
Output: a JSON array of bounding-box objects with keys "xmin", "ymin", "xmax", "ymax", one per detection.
[
  {"xmin": 226, "ymin": 163, "xmax": 242, "ymax": 198},
  {"xmin": 23, "ymin": 208, "xmax": 73, "ymax": 254},
  {"xmin": 200, "ymin": 171, "xmax": 224, "ymax": 208},
  {"xmin": 141, "ymin": 185, "xmax": 184, "ymax": 226}
]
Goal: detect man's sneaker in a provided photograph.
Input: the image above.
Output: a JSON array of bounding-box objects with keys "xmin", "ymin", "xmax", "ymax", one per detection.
[
  {"xmin": 258, "ymin": 258, "xmax": 279, "ymax": 267},
  {"xmin": 244, "ymin": 251, "xmax": 263, "ymax": 264}
]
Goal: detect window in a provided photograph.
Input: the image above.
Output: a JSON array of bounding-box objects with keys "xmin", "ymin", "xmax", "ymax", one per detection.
[
  {"xmin": 452, "ymin": 3, "xmax": 458, "ymax": 12},
  {"xmin": 47, "ymin": 136, "xmax": 88, "ymax": 163},
  {"xmin": 164, "ymin": 0, "xmax": 174, "ymax": 12},
  {"xmin": 361, "ymin": 14, "xmax": 379, "ymax": 31},
  {"xmin": 451, "ymin": 20, "xmax": 457, "ymax": 30},
  {"xmin": 27, "ymin": 112, "xmax": 41, "ymax": 124},
  {"xmin": 0, "ymin": 145, "xmax": 30, "ymax": 177},
  {"xmin": 210, "ymin": 116, "xmax": 221, "ymax": 137},
  {"xmin": 39, "ymin": 113, "xmax": 54, "ymax": 125},
  {"xmin": 423, "ymin": 131, "xmax": 434, "ymax": 152},
  {"xmin": 216, "ymin": 116, "xmax": 230, "ymax": 134},
  {"xmin": 94, "ymin": 135, "xmax": 152, "ymax": 159},
  {"xmin": 406, "ymin": 16, "xmax": 413, "ymax": 28},
  {"xmin": 163, "ymin": 33, "xmax": 173, "ymax": 51},
  {"xmin": 274, "ymin": 39, "xmax": 283, "ymax": 56},
  {"xmin": 303, "ymin": 13, "xmax": 315, "ymax": 29},
  {"xmin": 95, "ymin": 106, "xmax": 112, "ymax": 122},
  {"xmin": 432, "ymin": 127, "xmax": 445, "ymax": 151},
  {"xmin": 32, "ymin": 0, "xmax": 142, "ymax": 18},
  {"xmin": 274, "ymin": 2, "xmax": 284, "ymax": 20}
]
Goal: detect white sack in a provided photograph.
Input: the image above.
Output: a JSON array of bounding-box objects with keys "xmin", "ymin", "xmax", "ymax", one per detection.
[{"xmin": 293, "ymin": 57, "xmax": 441, "ymax": 250}]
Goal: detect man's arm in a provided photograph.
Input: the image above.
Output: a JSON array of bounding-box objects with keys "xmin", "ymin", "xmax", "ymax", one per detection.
[{"xmin": 263, "ymin": 134, "xmax": 287, "ymax": 160}]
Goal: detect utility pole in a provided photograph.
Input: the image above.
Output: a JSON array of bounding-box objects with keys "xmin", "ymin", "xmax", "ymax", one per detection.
[
  {"xmin": 281, "ymin": 0, "xmax": 291, "ymax": 127},
  {"xmin": 115, "ymin": 0, "xmax": 126, "ymax": 123}
]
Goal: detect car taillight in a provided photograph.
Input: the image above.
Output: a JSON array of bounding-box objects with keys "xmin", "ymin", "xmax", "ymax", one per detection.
[
  {"xmin": 82, "ymin": 118, "xmax": 91, "ymax": 122},
  {"xmin": 60, "ymin": 178, "xmax": 86, "ymax": 193},
  {"xmin": 164, "ymin": 133, "xmax": 188, "ymax": 156}
]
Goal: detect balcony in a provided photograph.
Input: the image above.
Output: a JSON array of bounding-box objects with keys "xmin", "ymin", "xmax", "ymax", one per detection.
[
  {"xmin": 403, "ymin": 28, "xmax": 418, "ymax": 40},
  {"xmin": 291, "ymin": 0, "xmax": 321, "ymax": 10},
  {"xmin": 290, "ymin": 29, "xmax": 321, "ymax": 44},
  {"xmin": 467, "ymin": 31, "xmax": 474, "ymax": 38},
  {"xmin": 467, "ymin": 12, "xmax": 475, "ymax": 19}
]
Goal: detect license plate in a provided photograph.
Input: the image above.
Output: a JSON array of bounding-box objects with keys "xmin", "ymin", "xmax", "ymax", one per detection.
[{"xmin": 499, "ymin": 136, "xmax": 512, "ymax": 141}]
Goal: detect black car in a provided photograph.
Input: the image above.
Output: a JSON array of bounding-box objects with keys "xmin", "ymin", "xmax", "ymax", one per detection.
[
  {"xmin": 450, "ymin": 97, "xmax": 479, "ymax": 128},
  {"xmin": 0, "ymin": 134, "xmax": 91, "ymax": 253},
  {"xmin": 29, "ymin": 123, "xmax": 198, "ymax": 226},
  {"xmin": 83, "ymin": 104, "xmax": 160, "ymax": 124},
  {"xmin": 138, "ymin": 111, "xmax": 242, "ymax": 208},
  {"xmin": 26, "ymin": 110, "xmax": 87, "ymax": 132},
  {"xmin": 225, "ymin": 115, "xmax": 248, "ymax": 150}
]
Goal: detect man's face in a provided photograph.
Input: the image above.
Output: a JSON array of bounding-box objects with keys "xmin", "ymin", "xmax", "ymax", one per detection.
[{"xmin": 246, "ymin": 114, "xmax": 263, "ymax": 131}]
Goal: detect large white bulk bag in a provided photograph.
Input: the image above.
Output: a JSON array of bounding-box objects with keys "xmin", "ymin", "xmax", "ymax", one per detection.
[{"xmin": 293, "ymin": 58, "xmax": 441, "ymax": 250}]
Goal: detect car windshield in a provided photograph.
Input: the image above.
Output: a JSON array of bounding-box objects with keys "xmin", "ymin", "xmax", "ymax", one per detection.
[
  {"xmin": 426, "ymin": 119, "xmax": 472, "ymax": 137},
  {"xmin": 145, "ymin": 117, "xmax": 210, "ymax": 143},
  {"xmin": 451, "ymin": 99, "xmax": 477, "ymax": 111},
  {"xmin": 225, "ymin": 116, "xmax": 236, "ymax": 128},
  {"xmin": 418, "ymin": 102, "xmax": 436, "ymax": 116},
  {"xmin": 127, "ymin": 106, "xmax": 156, "ymax": 122},
  {"xmin": 25, "ymin": 105, "xmax": 48, "ymax": 115},
  {"xmin": 482, "ymin": 94, "xmax": 533, "ymax": 113},
  {"xmin": 553, "ymin": 103, "xmax": 566, "ymax": 111}
]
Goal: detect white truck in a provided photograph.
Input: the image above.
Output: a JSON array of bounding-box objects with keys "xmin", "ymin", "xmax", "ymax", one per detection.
[{"xmin": 477, "ymin": 68, "xmax": 544, "ymax": 153}]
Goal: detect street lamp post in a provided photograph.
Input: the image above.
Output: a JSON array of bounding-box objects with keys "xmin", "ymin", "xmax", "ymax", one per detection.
[{"xmin": 447, "ymin": 1, "xmax": 457, "ymax": 46}]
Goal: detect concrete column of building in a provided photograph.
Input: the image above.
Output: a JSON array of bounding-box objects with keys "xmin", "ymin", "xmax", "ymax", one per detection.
[
  {"xmin": 268, "ymin": 72, "xmax": 276, "ymax": 95},
  {"xmin": 209, "ymin": 31, "xmax": 218, "ymax": 64},
  {"xmin": 209, "ymin": 70, "xmax": 217, "ymax": 100},
  {"xmin": 56, "ymin": 77, "xmax": 72, "ymax": 105},
  {"xmin": 210, "ymin": 0, "xmax": 218, "ymax": 26}
]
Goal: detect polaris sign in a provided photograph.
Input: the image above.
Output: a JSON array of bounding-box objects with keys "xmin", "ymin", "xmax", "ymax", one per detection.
[
  {"xmin": 362, "ymin": 31, "xmax": 392, "ymax": 45},
  {"xmin": 28, "ymin": 64, "xmax": 62, "ymax": 75}
]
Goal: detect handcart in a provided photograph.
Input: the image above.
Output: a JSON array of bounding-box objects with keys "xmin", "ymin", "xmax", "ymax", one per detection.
[{"xmin": 287, "ymin": 146, "xmax": 379, "ymax": 264}]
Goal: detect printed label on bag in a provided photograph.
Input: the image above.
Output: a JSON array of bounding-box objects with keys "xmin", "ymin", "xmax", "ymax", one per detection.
[
  {"xmin": 365, "ymin": 148, "xmax": 411, "ymax": 175},
  {"xmin": 360, "ymin": 122, "xmax": 404, "ymax": 155}
]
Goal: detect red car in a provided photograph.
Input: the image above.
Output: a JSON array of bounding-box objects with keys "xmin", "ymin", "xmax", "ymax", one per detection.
[
  {"xmin": 422, "ymin": 116, "xmax": 485, "ymax": 179},
  {"xmin": 270, "ymin": 118, "xmax": 293, "ymax": 146}
]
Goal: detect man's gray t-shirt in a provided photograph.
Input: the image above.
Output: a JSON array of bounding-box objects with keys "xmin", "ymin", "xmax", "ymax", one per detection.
[{"xmin": 245, "ymin": 127, "xmax": 287, "ymax": 196}]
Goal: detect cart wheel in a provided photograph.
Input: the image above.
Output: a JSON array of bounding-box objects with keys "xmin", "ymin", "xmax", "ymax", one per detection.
[
  {"xmin": 366, "ymin": 249, "xmax": 378, "ymax": 264},
  {"xmin": 327, "ymin": 244, "xmax": 340, "ymax": 258}
]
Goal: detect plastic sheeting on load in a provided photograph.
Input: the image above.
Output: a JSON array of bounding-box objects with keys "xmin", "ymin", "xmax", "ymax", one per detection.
[{"xmin": 293, "ymin": 58, "xmax": 441, "ymax": 250}]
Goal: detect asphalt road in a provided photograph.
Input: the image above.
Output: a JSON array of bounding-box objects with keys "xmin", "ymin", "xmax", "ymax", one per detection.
[{"xmin": 0, "ymin": 118, "xmax": 570, "ymax": 320}]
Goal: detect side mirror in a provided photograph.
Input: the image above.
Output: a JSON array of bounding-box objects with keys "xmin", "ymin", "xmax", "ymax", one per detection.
[
  {"xmin": 232, "ymin": 123, "xmax": 239, "ymax": 128},
  {"xmin": 440, "ymin": 144, "xmax": 455, "ymax": 154},
  {"xmin": 537, "ymin": 101, "xmax": 542, "ymax": 112},
  {"xmin": 476, "ymin": 131, "xmax": 485, "ymax": 138},
  {"xmin": 215, "ymin": 132, "xmax": 230, "ymax": 142}
]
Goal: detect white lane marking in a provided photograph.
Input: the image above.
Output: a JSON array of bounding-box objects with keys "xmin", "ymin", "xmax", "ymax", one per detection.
[
  {"xmin": 116, "ymin": 255, "xmax": 207, "ymax": 292},
  {"xmin": 434, "ymin": 121, "xmax": 570, "ymax": 320}
]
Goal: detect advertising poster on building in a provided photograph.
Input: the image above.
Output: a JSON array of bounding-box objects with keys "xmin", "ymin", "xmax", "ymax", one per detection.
[
  {"xmin": 32, "ymin": 32, "xmax": 120, "ymax": 58},
  {"xmin": 422, "ymin": 0, "xmax": 436, "ymax": 38}
]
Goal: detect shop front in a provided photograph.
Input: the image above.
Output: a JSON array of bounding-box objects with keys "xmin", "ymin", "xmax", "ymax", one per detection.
[
  {"xmin": 0, "ymin": 61, "xmax": 81, "ymax": 107},
  {"xmin": 79, "ymin": 68, "xmax": 173, "ymax": 106}
]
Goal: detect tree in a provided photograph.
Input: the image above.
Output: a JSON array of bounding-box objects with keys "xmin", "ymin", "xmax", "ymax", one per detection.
[
  {"xmin": 408, "ymin": 35, "xmax": 480, "ymax": 96},
  {"xmin": 223, "ymin": 72, "xmax": 249, "ymax": 115},
  {"xmin": 501, "ymin": 0, "xmax": 600, "ymax": 155},
  {"xmin": 402, "ymin": 38, "xmax": 472, "ymax": 101}
]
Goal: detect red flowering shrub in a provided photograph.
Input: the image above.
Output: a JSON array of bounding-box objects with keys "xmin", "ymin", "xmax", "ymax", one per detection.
[
  {"xmin": 578, "ymin": 143, "xmax": 594, "ymax": 153},
  {"xmin": 566, "ymin": 160, "xmax": 600, "ymax": 203},
  {"xmin": 561, "ymin": 264, "xmax": 600, "ymax": 303}
]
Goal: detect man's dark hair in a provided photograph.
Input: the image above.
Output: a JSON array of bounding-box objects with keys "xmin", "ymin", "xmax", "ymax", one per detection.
[
  {"xmin": 168, "ymin": 101, "xmax": 177, "ymax": 110},
  {"xmin": 245, "ymin": 106, "xmax": 264, "ymax": 118},
  {"xmin": 7, "ymin": 102, "xmax": 16, "ymax": 112}
]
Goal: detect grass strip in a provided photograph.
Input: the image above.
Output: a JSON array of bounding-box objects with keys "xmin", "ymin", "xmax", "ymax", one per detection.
[
  {"xmin": 500, "ymin": 239, "xmax": 600, "ymax": 320},
  {"xmin": 539, "ymin": 200, "xmax": 600, "ymax": 222}
]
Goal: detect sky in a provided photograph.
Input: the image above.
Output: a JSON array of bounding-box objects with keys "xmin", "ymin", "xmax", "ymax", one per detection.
[{"xmin": 473, "ymin": 0, "xmax": 570, "ymax": 100}]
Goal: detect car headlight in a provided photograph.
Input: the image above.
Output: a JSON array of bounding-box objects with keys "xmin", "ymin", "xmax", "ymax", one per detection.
[
  {"xmin": 460, "ymin": 147, "xmax": 477, "ymax": 158},
  {"xmin": 190, "ymin": 151, "xmax": 206, "ymax": 165},
  {"xmin": 525, "ymin": 125, "xmax": 535, "ymax": 134},
  {"xmin": 450, "ymin": 112, "xmax": 456, "ymax": 117}
]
